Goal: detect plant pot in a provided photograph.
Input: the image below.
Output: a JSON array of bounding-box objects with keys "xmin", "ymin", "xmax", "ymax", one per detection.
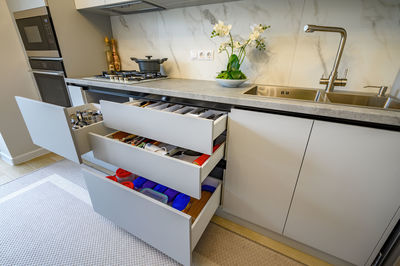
[{"xmin": 215, "ymin": 78, "xmax": 248, "ymax": 88}]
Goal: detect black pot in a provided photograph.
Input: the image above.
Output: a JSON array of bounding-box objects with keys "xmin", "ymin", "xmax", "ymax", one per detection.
[{"xmin": 130, "ymin": 56, "xmax": 168, "ymax": 73}]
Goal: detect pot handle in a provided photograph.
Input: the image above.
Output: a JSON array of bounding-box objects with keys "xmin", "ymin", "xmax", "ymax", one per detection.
[
  {"xmin": 130, "ymin": 57, "xmax": 138, "ymax": 62},
  {"xmin": 160, "ymin": 58, "xmax": 168, "ymax": 63}
]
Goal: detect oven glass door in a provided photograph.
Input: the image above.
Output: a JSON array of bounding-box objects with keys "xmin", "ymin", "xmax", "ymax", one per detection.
[
  {"xmin": 33, "ymin": 71, "xmax": 71, "ymax": 107},
  {"xmin": 16, "ymin": 15, "xmax": 57, "ymax": 51}
]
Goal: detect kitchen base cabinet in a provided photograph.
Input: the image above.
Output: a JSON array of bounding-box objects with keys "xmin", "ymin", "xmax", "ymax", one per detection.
[
  {"xmin": 283, "ymin": 121, "xmax": 400, "ymax": 265},
  {"xmin": 223, "ymin": 108, "xmax": 313, "ymax": 234}
]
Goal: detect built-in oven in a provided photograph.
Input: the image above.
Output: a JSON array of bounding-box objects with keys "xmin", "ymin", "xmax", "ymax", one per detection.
[
  {"xmin": 14, "ymin": 6, "xmax": 60, "ymax": 58},
  {"xmin": 29, "ymin": 57, "xmax": 71, "ymax": 107}
]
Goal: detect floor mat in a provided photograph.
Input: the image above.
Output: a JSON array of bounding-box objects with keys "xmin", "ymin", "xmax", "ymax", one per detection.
[{"xmin": 0, "ymin": 160, "xmax": 302, "ymax": 266}]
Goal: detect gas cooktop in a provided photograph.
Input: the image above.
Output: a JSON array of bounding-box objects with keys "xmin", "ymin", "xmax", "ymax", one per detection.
[{"xmin": 83, "ymin": 70, "xmax": 167, "ymax": 84}]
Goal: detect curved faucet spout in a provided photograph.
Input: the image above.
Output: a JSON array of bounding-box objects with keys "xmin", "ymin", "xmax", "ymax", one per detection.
[{"xmin": 304, "ymin": 24, "xmax": 347, "ymax": 92}]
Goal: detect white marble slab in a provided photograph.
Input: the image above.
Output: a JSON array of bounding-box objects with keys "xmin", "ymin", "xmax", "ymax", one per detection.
[
  {"xmin": 110, "ymin": 0, "xmax": 400, "ymax": 94},
  {"xmin": 66, "ymin": 78, "xmax": 400, "ymax": 127}
]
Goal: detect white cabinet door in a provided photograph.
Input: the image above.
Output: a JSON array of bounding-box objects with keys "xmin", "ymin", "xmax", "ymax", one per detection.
[
  {"xmin": 223, "ymin": 109, "xmax": 313, "ymax": 234},
  {"xmin": 74, "ymin": 0, "xmax": 105, "ymax": 9},
  {"xmin": 284, "ymin": 121, "xmax": 400, "ymax": 266}
]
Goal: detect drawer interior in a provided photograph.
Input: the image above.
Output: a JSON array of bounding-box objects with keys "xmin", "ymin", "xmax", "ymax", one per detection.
[
  {"xmin": 90, "ymin": 129, "xmax": 225, "ymax": 199},
  {"xmin": 83, "ymin": 166, "xmax": 221, "ymax": 265},
  {"xmin": 100, "ymin": 99, "xmax": 227, "ymax": 154}
]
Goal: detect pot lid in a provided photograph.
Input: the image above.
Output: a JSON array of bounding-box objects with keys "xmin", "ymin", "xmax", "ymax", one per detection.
[{"xmin": 130, "ymin": 56, "xmax": 168, "ymax": 63}]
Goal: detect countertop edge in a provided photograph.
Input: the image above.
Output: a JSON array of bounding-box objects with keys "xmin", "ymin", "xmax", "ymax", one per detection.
[{"xmin": 65, "ymin": 78, "xmax": 400, "ymax": 128}]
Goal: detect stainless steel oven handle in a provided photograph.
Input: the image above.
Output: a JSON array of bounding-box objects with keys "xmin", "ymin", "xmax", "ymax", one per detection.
[
  {"xmin": 29, "ymin": 57, "xmax": 63, "ymax": 61},
  {"xmin": 32, "ymin": 70, "xmax": 65, "ymax": 76}
]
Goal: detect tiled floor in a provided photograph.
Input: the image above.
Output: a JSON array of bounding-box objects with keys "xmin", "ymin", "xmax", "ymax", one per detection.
[{"xmin": 0, "ymin": 153, "xmax": 64, "ymax": 185}]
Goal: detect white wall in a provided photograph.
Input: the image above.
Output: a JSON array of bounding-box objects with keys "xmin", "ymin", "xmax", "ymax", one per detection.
[
  {"xmin": 111, "ymin": 0, "xmax": 400, "ymax": 93},
  {"xmin": 0, "ymin": 0, "xmax": 45, "ymax": 164}
]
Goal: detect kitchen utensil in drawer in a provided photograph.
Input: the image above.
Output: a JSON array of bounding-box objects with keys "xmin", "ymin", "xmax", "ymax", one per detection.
[
  {"xmin": 192, "ymin": 144, "xmax": 221, "ymax": 166},
  {"xmin": 144, "ymin": 143, "xmax": 167, "ymax": 155},
  {"xmin": 174, "ymin": 106, "xmax": 196, "ymax": 115},
  {"xmin": 141, "ymin": 188, "xmax": 168, "ymax": 204},
  {"xmin": 164, "ymin": 188, "xmax": 179, "ymax": 203},
  {"xmin": 163, "ymin": 104, "xmax": 183, "ymax": 113},
  {"xmin": 106, "ymin": 175, "xmax": 118, "ymax": 182},
  {"xmin": 115, "ymin": 168, "xmax": 134, "ymax": 182},
  {"xmin": 133, "ymin": 176, "xmax": 148, "ymax": 189},
  {"xmin": 141, "ymin": 180, "xmax": 157, "ymax": 189},
  {"xmin": 172, "ymin": 193, "xmax": 191, "ymax": 211},
  {"xmin": 121, "ymin": 181, "xmax": 134, "ymax": 189},
  {"xmin": 153, "ymin": 184, "xmax": 168, "ymax": 193}
]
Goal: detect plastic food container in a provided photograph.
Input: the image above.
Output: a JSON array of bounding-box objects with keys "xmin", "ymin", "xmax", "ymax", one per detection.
[
  {"xmin": 115, "ymin": 168, "xmax": 134, "ymax": 182},
  {"xmin": 120, "ymin": 181, "xmax": 134, "ymax": 189},
  {"xmin": 141, "ymin": 188, "xmax": 168, "ymax": 204}
]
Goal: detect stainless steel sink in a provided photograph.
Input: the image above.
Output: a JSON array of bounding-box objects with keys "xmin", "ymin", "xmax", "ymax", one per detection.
[
  {"xmin": 244, "ymin": 86, "xmax": 320, "ymax": 101},
  {"xmin": 243, "ymin": 86, "xmax": 400, "ymax": 111},
  {"xmin": 320, "ymin": 92, "xmax": 388, "ymax": 108},
  {"xmin": 321, "ymin": 92, "xmax": 400, "ymax": 110}
]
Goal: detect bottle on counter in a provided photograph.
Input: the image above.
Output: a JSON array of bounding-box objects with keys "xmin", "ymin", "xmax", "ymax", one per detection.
[
  {"xmin": 111, "ymin": 38, "xmax": 121, "ymax": 71},
  {"xmin": 104, "ymin": 37, "xmax": 114, "ymax": 72}
]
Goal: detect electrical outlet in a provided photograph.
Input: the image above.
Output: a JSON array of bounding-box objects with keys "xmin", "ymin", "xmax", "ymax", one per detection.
[
  {"xmin": 205, "ymin": 50, "xmax": 214, "ymax": 61},
  {"xmin": 198, "ymin": 50, "xmax": 206, "ymax": 60}
]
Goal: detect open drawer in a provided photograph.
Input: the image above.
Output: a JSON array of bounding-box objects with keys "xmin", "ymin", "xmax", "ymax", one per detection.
[
  {"xmin": 83, "ymin": 166, "xmax": 221, "ymax": 266},
  {"xmin": 89, "ymin": 131, "xmax": 225, "ymax": 199},
  {"xmin": 100, "ymin": 100, "xmax": 227, "ymax": 154},
  {"xmin": 16, "ymin": 97, "xmax": 112, "ymax": 163}
]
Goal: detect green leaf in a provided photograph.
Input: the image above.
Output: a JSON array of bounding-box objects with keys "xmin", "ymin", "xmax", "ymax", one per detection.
[
  {"xmin": 216, "ymin": 71, "xmax": 229, "ymax": 79},
  {"xmin": 231, "ymin": 70, "xmax": 242, "ymax": 79},
  {"xmin": 227, "ymin": 54, "xmax": 240, "ymax": 71}
]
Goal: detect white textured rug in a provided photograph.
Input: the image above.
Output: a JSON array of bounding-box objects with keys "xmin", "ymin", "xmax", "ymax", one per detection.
[
  {"xmin": 0, "ymin": 161, "xmax": 178, "ymax": 266},
  {"xmin": 0, "ymin": 160, "xmax": 302, "ymax": 266}
]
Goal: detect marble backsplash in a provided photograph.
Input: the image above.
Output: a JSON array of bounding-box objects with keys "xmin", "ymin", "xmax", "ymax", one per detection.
[{"xmin": 111, "ymin": 0, "xmax": 400, "ymax": 94}]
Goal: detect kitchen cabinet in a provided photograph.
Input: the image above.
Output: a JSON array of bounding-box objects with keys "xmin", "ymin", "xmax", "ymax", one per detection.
[
  {"xmin": 223, "ymin": 108, "xmax": 313, "ymax": 234},
  {"xmin": 17, "ymin": 95, "xmax": 228, "ymax": 265},
  {"xmin": 74, "ymin": 0, "xmax": 239, "ymax": 13},
  {"xmin": 74, "ymin": 0, "xmax": 104, "ymax": 9},
  {"xmin": 283, "ymin": 121, "xmax": 400, "ymax": 265}
]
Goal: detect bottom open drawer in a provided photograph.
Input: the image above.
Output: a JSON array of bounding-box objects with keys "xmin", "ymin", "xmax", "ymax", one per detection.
[{"xmin": 82, "ymin": 166, "xmax": 221, "ymax": 266}]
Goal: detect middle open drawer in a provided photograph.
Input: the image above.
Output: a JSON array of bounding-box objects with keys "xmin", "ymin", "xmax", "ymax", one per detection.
[{"xmin": 89, "ymin": 131, "xmax": 225, "ymax": 199}]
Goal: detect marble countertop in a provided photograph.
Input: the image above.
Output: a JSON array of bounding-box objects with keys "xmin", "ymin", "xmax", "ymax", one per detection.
[{"xmin": 65, "ymin": 78, "xmax": 400, "ymax": 127}]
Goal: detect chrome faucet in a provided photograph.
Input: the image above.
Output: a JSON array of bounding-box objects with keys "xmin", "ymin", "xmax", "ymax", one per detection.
[{"xmin": 304, "ymin": 24, "xmax": 347, "ymax": 92}]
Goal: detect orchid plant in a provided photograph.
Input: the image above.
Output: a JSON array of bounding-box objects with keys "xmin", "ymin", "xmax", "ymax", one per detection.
[{"xmin": 211, "ymin": 20, "xmax": 270, "ymax": 79}]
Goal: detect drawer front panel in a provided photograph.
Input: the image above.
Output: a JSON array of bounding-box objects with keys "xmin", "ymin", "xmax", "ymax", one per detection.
[
  {"xmin": 16, "ymin": 97, "xmax": 110, "ymax": 164},
  {"xmin": 16, "ymin": 96, "xmax": 81, "ymax": 163},
  {"xmin": 83, "ymin": 166, "xmax": 222, "ymax": 265},
  {"xmin": 100, "ymin": 100, "xmax": 227, "ymax": 154},
  {"xmin": 83, "ymin": 167, "xmax": 192, "ymax": 265},
  {"xmin": 89, "ymin": 132, "xmax": 225, "ymax": 199}
]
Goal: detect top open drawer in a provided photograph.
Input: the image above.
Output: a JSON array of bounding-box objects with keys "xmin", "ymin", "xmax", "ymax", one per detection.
[{"xmin": 100, "ymin": 100, "xmax": 227, "ymax": 155}]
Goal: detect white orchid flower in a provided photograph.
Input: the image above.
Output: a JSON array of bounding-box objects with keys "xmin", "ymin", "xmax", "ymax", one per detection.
[
  {"xmin": 250, "ymin": 24, "xmax": 264, "ymax": 33},
  {"xmin": 213, "ymin": 20, "xmax": 232, "ymax": 36},
  {"xmin": 249, "ymin": 30, "xmax": 260, "ymax": 41},
  {"xmin": 218, "ymin": 41, "xmax": 229, "ymax": 53},
  {"xmin": 233, "ymin": 41, "xmax": 241, "ymax": 49}
]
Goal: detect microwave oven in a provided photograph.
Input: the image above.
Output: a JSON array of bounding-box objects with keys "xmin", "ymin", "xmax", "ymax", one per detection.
[{"xmin": 14, "ymin": 6, "xmax": 60, "ymax": 58}]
